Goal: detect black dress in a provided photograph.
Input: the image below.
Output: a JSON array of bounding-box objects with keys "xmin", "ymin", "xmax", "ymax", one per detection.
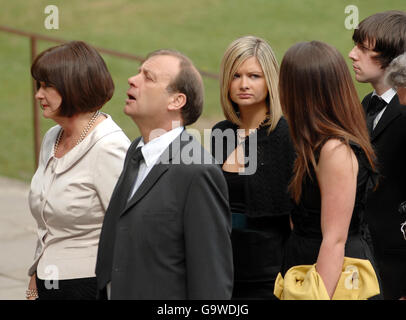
[
  {"xmin": 211, "ymin": 118, "xmax": 295, "ymax": 299},
  {"xmin": 281, "ymin": 141, "xmax": 382, "ymax": 299}
]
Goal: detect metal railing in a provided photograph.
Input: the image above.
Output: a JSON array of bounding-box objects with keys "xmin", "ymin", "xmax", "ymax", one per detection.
[{"xmin": 0, "ymin": 25, "xmax": 219, "ymax": 167}]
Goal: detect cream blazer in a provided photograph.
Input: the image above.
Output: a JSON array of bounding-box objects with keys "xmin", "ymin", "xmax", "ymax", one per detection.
[{"xmin": 28, "ymin": 114, "xmax": 130, "ymax": 280}]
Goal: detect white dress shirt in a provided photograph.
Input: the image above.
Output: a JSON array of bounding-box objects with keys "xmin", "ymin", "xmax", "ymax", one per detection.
[
  {"xmin": 128, "ymin": 126, "xmax": 184, "ymax": 200},
  {"xmin": 371, "ymin": 88, "xmax": 397, "ymax": 130},
  {"xmin": 28, "ymin": 114, "xmax": 130, "ymax": 280}
]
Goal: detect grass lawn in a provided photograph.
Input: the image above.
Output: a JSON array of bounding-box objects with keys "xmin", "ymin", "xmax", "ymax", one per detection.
[{"xmin": 0, "ymin": 0, "xmax": 405, "ymax": 181}]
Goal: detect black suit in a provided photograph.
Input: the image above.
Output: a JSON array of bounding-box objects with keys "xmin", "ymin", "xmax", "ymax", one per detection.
[
  {"xmin": 362, "ymin": 93, "xmax": 406, "ymax": 299},
  {"xmin": 95, "ymin": 130, "xmax": 233, "ymax": 299}
]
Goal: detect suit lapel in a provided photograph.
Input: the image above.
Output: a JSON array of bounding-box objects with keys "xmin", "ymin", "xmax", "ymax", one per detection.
[
  {"xmin": 362, "ymin": 93, "xmax": 372, "ymax": 114},
  {"xmin": 120, "ymin": 130, "xmax": 192, "ymax": 216},
  {"xmin": 121, "ymin": 164, "xmax": 169, "ymax": 215},
  {"xmin": 371, "ymin": 95, "xmax": 401, "ymax": 141}
]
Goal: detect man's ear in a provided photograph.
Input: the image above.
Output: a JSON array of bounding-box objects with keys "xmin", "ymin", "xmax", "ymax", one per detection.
[{"xmin": 168, "ymin": 93, "xmax": 187, "ymax": 111}]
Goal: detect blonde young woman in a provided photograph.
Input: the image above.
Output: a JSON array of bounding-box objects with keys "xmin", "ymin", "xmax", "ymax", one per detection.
[{"xmin": 211, "ymin": 36, "xmax": 295, "ymax": 299}]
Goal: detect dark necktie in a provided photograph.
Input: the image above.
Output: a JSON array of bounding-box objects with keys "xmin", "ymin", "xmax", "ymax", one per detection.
[
  {"xmin": 95, "ymin": 146, "xmax": 144, "ymax": 291},
  {"xmin": 120, "ymin": 146, "xmax": 144, "ymax": 202},
  {"xmin": 366, "ymin": 95, "xmax": 387, "ymax": 133}
]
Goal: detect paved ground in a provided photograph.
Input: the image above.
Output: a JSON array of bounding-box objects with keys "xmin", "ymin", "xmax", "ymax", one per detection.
[{"xmin": 0, "ymin": 176, "xmax": 36, "ymax": 300}]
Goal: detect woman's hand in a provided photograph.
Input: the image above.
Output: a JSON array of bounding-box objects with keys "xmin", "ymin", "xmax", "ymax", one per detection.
[{"xmin": 26, "ymin": 273, "xmax": 38, "ymax": 300}]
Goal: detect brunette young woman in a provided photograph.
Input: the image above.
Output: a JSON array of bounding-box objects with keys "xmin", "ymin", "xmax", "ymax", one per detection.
[{"xmin": 279, "ymin": 41, "xmax": 382, "ymax": 299}]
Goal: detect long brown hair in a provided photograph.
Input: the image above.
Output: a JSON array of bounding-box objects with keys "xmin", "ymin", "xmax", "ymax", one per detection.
[{"xmin": 279, "ymin": 41, "xmax": 376, "ymax": 203}]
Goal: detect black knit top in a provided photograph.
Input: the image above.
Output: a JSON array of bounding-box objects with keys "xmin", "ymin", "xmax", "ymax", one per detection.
[
  {"xmin": 222, "ymin": 170, "xmax": 246, "ymax": 213},
  {"xmin": 211, "ymin": 117, "xmax": 296, "ymax": 218}
]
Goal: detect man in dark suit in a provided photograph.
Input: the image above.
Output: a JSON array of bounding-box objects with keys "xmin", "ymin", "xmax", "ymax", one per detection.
[
  {"xmin": 349, "ymin": 11, "xmax": 406, "ymax": 300},
  {"xmin": 95, "ymin": 49, "xmax": 233, "ymax": 299}
]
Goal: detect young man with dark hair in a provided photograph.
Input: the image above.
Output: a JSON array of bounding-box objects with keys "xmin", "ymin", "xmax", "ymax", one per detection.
[{"xmin": 349, "ymin": 10, "xmax": 406, "ymax": 300}]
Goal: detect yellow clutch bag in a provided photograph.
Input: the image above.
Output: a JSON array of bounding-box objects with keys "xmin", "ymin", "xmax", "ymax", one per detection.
[{"xmin": 274, "ymin": 257, "xmax": 380, "ymax": 300}]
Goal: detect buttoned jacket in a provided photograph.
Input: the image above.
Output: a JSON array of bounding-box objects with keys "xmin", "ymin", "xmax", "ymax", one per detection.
[{"xmin": 28, "ymin": 114, "xmax": 130, "ymax": 280}]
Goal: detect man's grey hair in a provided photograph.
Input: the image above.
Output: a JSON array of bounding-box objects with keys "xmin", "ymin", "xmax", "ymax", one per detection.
[{"xmin": 385, "ymin": 52, "xmax": 406, "ymax": 88}]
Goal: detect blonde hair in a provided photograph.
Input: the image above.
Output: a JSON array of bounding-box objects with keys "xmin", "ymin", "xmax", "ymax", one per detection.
[{"xmin": 219, "ymin": 35, "xmax": 282, "ymax": 131}]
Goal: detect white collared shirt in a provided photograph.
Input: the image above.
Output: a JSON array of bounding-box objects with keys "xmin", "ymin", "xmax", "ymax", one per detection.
[
  {"xmin": 127, "ymin": 126, "xmax": 184, "ymax": 200},
  {"xmin": 371, "ymin": 88, "xmax": 397, "ymax": 130}
]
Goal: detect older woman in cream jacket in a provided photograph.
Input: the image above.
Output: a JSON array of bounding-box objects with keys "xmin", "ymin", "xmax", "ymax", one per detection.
[{"xmin": 27, "ymin": 41, "xmax": 130, "ymax": 300}]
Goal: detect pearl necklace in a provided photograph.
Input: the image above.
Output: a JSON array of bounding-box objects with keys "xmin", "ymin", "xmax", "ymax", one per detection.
[{"xmin": 54, "ymin": 110, "xmax": 100, "ymax": 155}]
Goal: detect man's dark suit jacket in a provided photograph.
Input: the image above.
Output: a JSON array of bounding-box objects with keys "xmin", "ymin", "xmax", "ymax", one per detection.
[
  {"xmin": 95, "ymin": 130, "xmax": 233, "ymax": 299},
  {"xmin": 362, "ymin": 93, "xmax": 406, "ymax": 299}
]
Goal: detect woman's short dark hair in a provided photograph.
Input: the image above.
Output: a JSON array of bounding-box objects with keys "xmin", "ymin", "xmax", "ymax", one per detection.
[
  {"xmin": 31, "ymin": 41, "xmax": 114, "ymax": 117},
  {"xmin": 352, "ymin": 11, "xmax": 406, "ymax": 69}
]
